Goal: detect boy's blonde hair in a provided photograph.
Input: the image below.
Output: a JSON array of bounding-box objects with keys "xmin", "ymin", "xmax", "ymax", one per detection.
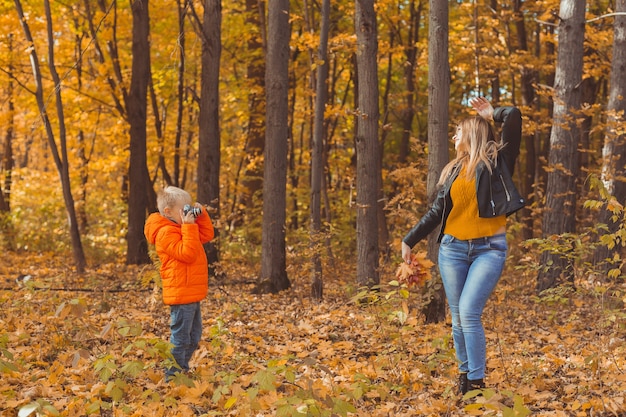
[{"xmin": 157, "ymin": 186, "xmax": 192, "ymax": 215}]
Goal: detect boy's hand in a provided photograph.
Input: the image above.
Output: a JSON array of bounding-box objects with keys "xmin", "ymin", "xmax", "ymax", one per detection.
[{"xmin": 180, "ymin": 209, "xmax": 196, "ymax": 224}]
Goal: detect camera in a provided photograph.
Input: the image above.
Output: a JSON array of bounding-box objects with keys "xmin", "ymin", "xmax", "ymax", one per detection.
[{"xmin": 183, "ymin": 204, "xmax": 202, "ymax": 217}]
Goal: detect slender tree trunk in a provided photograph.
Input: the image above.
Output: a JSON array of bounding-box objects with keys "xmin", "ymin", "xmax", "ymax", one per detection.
[
  {"xmin": 513, "ymin": 0, "xmax": 537, "ymax": 240},
  {"xmin": 72, "ymin": 16, "xmax": 91, "ymax": 234},
  {"xmin": 537, "ymin": 0, "xmax": 586, "ymax": 292},
  {"xmin": 45, "ymin": 0, "xmax": 87, "ymax": 272},
  {"xmin": 150, "ymin": 78, "xmax": 172, "ymax": 186},
  {"xmin": 310, "ymin": 0, "xmax": 330, "ymax": 300},
  {"xmin": 197, "ymin": 0, "xmax": 222, "ymax": 278},
  {"xmin": 257, "ymin": 0, "xmax": 291, "ymax": 293},
  {"xmin": 355, "ymin": 0, "xmax": 380, "ymax": 288},
  {"xmin": 1, "ymin": 34, "xmax": 14, "ymax": 214},
  {"xmin": 85, "ymin": 0, "xmax": 127, "ymax": 119},
  {"xmin": 399, "ymin": 0, "xmax": 422, "ymax": 164},
  {"xmin": 378, "ymin": 25, "xmax": 393, "ymax": 259},
  {"xmin": 287, "ymin": 77, "xmax": 300, "ymax": 232},
  {"xmin": 241, "ymin": 0, "xmax": 266, "ymax": 214},
  {"xmin": 593, "ymin": 0, "xmax": 626, "ymax": 272},
  {"xmin": 422, "ymin": 0, "xmax": 449, "ymax": 323},
  {"xmin": 15, "ymin": 0, "xmax": 87, "ymax": 272},
  {"xmin": 126, "ymin": 0, "xmax": 151, "ymax": 265},
  {"xmin": 538, "ymin": 25, "xmax": 556, "ymax": 209},
  {"xmin": 578, "ymin": 77, "xmax": 598, "ymax": 174},
  {"xmin": 0, "ymin": 34, "xmax": 15, "ymax": 249},
  {"xmin": 173, "ymin": 0, "xmax": 186, "ymax": 187}
]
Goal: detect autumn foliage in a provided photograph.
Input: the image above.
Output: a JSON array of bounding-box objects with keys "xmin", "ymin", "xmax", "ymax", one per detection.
[
  {"xmin": 395, "ymin": 252, "xmax": 434, "ymax": 288},
  {"xmin": 1, "ymin": 252, "xmax": 625, "ymax": 416},
  {"xmin": 0, "ymin": 0, "xmax": 625, "ymax": 415}
]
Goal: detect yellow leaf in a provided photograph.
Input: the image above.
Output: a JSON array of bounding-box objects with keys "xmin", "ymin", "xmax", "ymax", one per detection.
[{"xmin": 394, "ymin": 251, "xmax": 434, "ymax": 287}]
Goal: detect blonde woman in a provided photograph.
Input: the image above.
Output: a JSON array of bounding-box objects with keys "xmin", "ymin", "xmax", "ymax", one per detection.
[{"xmin": 402, "ymin": 98, "xmax": 525, "ymax": 394}]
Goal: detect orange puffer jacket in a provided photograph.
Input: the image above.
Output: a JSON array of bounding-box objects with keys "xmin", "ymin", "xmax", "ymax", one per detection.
[{"xmin": 144, "ymin": 208, "xmax": 214, "ymax": 305}]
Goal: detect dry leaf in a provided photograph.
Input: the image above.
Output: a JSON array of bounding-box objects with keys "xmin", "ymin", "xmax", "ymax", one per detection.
[{"xmin": 395, "ymin": 251, "xmax": 434, "ymax": 287}]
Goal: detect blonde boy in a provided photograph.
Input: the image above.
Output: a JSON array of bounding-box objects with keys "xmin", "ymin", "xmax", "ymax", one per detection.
[{"xmin": 144, "ymin": 186, "xmax": 214, "ymax": 379}]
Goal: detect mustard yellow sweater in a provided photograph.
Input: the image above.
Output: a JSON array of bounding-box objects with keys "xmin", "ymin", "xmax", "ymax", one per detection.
[{"xmin": 444, "ymin": 170, "xmax": 506, "ymax": 240}]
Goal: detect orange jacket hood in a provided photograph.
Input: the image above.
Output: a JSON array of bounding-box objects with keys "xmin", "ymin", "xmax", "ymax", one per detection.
[{"xmin": 144, "ymin": 209, "xmax": 214, "ymax": 305}]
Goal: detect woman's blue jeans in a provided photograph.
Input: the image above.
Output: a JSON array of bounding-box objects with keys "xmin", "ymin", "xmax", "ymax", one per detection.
[
  {"xmin": 167, "ymin": 302, "xmax": 202, "ymax": 378},
  {"xmin": 438, "ymin": 234, "xmax": 507, "ymax": 380}
]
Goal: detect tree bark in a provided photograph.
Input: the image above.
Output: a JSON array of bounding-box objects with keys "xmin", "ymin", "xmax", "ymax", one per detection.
[
  {"xmin": 378, "ymin": 23, "xmax": 393, "ymax": 259},
  {"xmin": 197, "ymin": 0, "xmax": 222, "ymax": 278},
  {"xmin": 126, "ymin": 0, "xmax": 151, "ymax": 265},
  {"xmin": 84, "ymin": 0, "xmax": 127, "ymax": 119},
  {"xmin": 310, "ymin": 0, "xmax": 330, "ymax": 300},
  {"xmin": 240, "ymin": 0, "xmax": 266, "ymax": 216},
  {"xmin": 173, "ymin": 0, "xmax": 187, "ymax": 187},
  {"xmin": 513, "ymin": 0, "xmax": 537, "ymax": 240},
  {"xmin": 593, "ymin": 0, "xmax": 626, "ymax": 272},
  {"xmin": 15, "ymin": 0, "xmax": 87, "ymax": 272},
  {"xmin": 1, "ymin": 34, "xmax": 14, "ymax": 214},
  {"xmin": 72, "ymin": 19, "xmax": 89, "ymax": 232},
  {"xmin": 537, "ymin": 0, "xmax": 586, "ymax": 292},
  {"xmin": 257, "ymin": 0, "xmax": 291, "ymax": 293},
  {"xmin": 355, "ymin": 0, "xmax": 380, "ymax": 288},
  {"xmin": 1, "ymin": 34, "xmax": 15, "ymax": 249},
  {"xmin": 422, "ymin": 0, "xmax": 449, "ymax": 323},
  {"xmin": 399, "ymin": 0, "xmax": 423, "ymax": 164}
]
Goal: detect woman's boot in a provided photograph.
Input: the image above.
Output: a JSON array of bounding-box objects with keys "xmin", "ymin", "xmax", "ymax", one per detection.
[
  {"xmin": 458, "ymin": 373, "xmax": 468, "ymax": 394},
  {"xmin": 467, "ymin": 378, "xmax": 485, "ymax": 393}
]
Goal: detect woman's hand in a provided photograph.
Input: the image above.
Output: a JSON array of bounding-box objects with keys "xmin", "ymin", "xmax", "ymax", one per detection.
[
  {"xmin": 401, "ymin": 241, "xmax": 412, "ymax": 264},
  {"xmin": 469, "ymin": 97, "xmax": 494, "ymax": 121}
]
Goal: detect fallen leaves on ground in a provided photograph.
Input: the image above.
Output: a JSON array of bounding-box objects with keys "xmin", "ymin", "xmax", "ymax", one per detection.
[{"xmin": 0, "ymin": 253, "xmax": 625, "ymax": 416}]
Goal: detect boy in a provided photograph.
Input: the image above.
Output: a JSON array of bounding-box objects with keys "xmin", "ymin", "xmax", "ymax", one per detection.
[{"xmin": 144, "ymin": 186, "xmax": 214, "ymax": 380}]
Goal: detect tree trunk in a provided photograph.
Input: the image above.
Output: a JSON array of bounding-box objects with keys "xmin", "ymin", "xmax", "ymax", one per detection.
[
  {"xmin": 15, "ymin": 0, "xmax": 87, "ymax": 272},
  {"xmin": 126, "ymin": 0, "xmax": 151, "ymax": 265},
  {"xmin": 378, "ymin": 24, "xmax": 393, "ymax": 259},
  {"xmin": 355, "ymin": 0, "xmax": 380, "ymax": 288},
  {"xmin": 257, "ymin": 0, "xmax": 291, "ymax": 293},
  {"xmin": 422, "ymin": 0, "xmax": 449, "ymax": 324},
  {"xmin": 538, "ymin": 25, "xmax": 556, "ymax": 219},
  {"xmin": 197, "ymin": 0, "xmax": 222, "ymax": 278},
  {"xmin": 83, "ymin": 0, "xmax": 127, "ymax": 119},
  {"xmin": 1, "ymin": 34, "xmax": 14, "ymax": 213},
  {"xmin": 399, "ymin": 0, "xmax": 422, "ymax": 164},
  {"xmin": 537, "ymin": 0, "xmax": 586, "ymax": 292},
  {"xmin": 514, "ymin": 0, "xmax": 537, "ymax": 240},
  {"xmin": 310, "ymin": 0, "xmax": 330, "ymax": 300},
  {"xmin": 45, "ymin": 0, "xmax": 87, "ymax": 272},
  {"xmin": 593, "ymin": 0, "xmax": 626, "ymax": 272},
  {"xmin": 578, "ymin": 77, "xmax": 598, "ymax": 175},
  {"xmin": 0, "ymin": 34, "xmax": 15, "ymax": 249},
  {"xmin": 173, "ymin": 0, "xmax": 186, "ymax": 187},
  {"xmin": 150, "ymin": 77, "xmax": 172, "ymax": 187},
  {"xmin": 240, "ymin": 0, "xmax": 266, "ymax": 215}
]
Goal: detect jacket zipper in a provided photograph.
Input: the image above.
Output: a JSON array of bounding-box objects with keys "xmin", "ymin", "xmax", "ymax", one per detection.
[
  {"xmin": 499, "ymin": 173, "xmax": 512, "ymax": 201},
  {"xmin": 489, "ymin": 183, "xmax": 496, "ymax": 216}
]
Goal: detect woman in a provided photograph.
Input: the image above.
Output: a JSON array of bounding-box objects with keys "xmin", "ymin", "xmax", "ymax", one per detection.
[{"xmin": 401, "ymin": 97, "xmax": 525, "ymax": 394}]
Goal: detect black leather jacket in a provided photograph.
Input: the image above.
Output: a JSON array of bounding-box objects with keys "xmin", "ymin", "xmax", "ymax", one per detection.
[{"xmin": 403, "ymin": 106, "xmax": 526, "ymax": 247}]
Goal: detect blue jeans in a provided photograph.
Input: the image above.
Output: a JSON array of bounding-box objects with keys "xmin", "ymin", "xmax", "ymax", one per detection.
[
  {"xmin": 438, "ymin": 234, "xmax": 507, "ymax": 380},
  {"xmin": 167, "ymin": 302, "xmax": 202, "ymax": 378}
]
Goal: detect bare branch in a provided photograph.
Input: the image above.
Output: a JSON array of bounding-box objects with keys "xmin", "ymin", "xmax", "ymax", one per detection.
[
  {"xmin": 587, "ymin": 12, "xmax": 626, "ymax": 23},
  {"xmin": 0, "ymin": 66, "xmax": 35, "ymax": 95}
]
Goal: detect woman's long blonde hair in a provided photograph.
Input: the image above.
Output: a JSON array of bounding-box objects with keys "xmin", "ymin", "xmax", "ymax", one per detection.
[{"xmin": 437, "ymin": 116, "xmax": 502, "ymax": 186}]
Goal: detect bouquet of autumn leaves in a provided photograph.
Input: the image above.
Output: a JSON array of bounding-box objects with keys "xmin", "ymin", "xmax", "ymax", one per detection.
[{"xmin": 395, "ymin": 251, "xmax": 434, "ymax": 287}]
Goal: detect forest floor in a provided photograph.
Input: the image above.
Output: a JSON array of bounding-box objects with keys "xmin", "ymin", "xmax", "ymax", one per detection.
[{"xmin": 0, "ymin": 252, "xmax": 625, "ymax": 417}]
